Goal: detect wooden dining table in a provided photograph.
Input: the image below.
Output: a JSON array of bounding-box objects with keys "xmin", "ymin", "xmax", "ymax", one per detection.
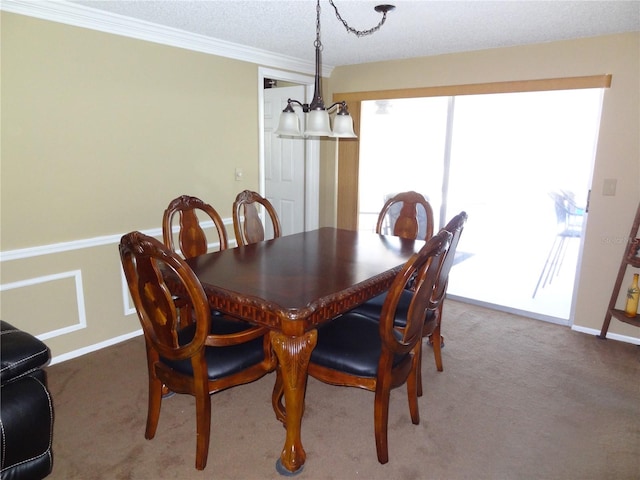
[{"xmin": 183, "ymin": 227, "xmax": 423, "ymax": 475}]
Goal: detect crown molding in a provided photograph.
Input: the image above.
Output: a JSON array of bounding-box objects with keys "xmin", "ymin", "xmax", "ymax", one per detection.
[{"xmin": 1, "ymin": 0, "xmax": 333, "ymax": 77}]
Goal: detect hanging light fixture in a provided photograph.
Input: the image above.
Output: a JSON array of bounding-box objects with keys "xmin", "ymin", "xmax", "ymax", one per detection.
[{"xmin": 275, "ymin": 0, "xmax": 395, "ymax": 139}]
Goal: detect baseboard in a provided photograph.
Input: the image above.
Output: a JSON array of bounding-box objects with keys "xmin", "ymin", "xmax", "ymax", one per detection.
[
  {"xmin": 571, "ymin": 324, "xmax": 640, "ymax": 345},
  {"xmin": 49, "ymin": 329, "xmax": 143, "ymax": 366}
]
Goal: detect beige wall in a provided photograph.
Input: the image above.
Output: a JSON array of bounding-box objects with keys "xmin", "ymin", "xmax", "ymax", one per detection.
[
  {"xmin": 1, "ymin": 11, "xmax": 638, "ymax": 362},
  {"xmin": 1, "ymin": 12, "xmax": 262, "ymax": 360},
  {"xmin": 325, "ymin": 33, "xmax": 640, "ymax": 339},
  {"xmin": 2, "ymin": 13, "xmax": 261, "ymax": 246}
]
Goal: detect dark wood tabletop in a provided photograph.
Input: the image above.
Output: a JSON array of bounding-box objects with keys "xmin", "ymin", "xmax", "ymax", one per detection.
[{"xmin": 185, "ymin": 227, "xmax": 423, "ymax": 330}]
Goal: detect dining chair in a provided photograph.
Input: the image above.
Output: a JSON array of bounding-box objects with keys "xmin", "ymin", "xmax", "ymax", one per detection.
[
  {"xmin": 162, "ymin": 194, "xmax": 228, "ymax": 258},
  {"xmin": 351, "ymin": 211, "xmax": 468, "ymax": 380},
  {"xmin": 376, "ymin": 191, "xmax": 434, "ymax": 241},
  {"xmin": 303, "ymin": 229, "xmax": 452, "ymax": 464},
  {"xmin": 232, "ymin": 190, "xmax": 282, "ymax": 245},
  {"xmin": 119, "ymin": 231, "xmax": 275, "ymax": 470},
  {"xmin": 162, "ymin": 195, "xmax": 230, "ymax": 327}
]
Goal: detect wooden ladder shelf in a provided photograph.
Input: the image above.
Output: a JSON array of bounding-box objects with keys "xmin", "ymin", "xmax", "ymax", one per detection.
[{"xmin": 598, "ymin": 201, "xmax": 640, "ymax": 338}]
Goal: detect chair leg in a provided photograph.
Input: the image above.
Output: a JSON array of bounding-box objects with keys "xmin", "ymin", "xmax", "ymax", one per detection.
[
  {"xmin": 194, "ymin": 390, "xmax": 212, "ymax": 470},
  {"xmin": 417, "ymin": 348, "xmax": 423, "ymax": 397},
  {"xmin": 373, "ymin": 390, "xmax": 391, "ymax": 464},
  {"xmin": 553, "ymin": 236, "xmax": 571, "ymax": 279},
  {"xmin": 532, "ymin": 235, "xmax": 560, "ymax": 298},
  {"xmin": 145, "ymin": 376, "xmax": 163, "ymax": 440},
  {"xmin": 374, "ymin": 357, "xmax": 394, "ymax": 465},
  {"xmin": 546, "ymin": 236, "xmax": 566, "ymax": 285},
  {"xmin": 430, "ymin": 305, "xmax": 445, "ymax": 372},
  {"xmin": 407, "ymin": 351, "xmax": 420, "ymax": 426},
  {"xmin": 431, "ymin": 324, "xmax": 444, "ymax": 372}
]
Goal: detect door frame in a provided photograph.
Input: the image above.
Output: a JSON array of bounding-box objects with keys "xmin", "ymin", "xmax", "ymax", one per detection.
[{"xmin": 258, "ymin": 67, "xmax": 320, "ymax": 230}]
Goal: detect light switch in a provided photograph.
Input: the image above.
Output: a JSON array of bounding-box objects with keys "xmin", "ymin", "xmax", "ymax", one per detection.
[
  {"xmin": 603, "ymin": 178, "xmax": 617, "ymax": 196},
  {"xmin": 235, "ymin": 168, "xmax": 243, "ymax": 181}
]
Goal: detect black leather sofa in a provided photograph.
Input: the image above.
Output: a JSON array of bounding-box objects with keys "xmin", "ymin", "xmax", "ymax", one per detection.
[{"xmin": 0, "ymin": 321, "xmax": 54, "ymax": 480}]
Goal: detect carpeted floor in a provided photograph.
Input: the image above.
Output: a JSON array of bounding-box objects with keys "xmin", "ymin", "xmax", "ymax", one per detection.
[{"xmin": 45, "ymin": 301, "xmax": 640, "ymax": 479}]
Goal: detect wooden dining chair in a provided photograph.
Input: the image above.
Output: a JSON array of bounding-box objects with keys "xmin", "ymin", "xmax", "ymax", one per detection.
[
  {"xmin": 162, "ymin": 195, "xmax": 230, "ymax": 327},
  {"xmin": 376, "ymin": 191, "xmax": 434, "ymax": 241},
  {"xmin": 119, "ymin": 231, "xmax": 275, "ymax": 470},
  {"xmin": 351, "ymin": 212, "xmax": 468, "ymax": 380},
  {"xmin": 162, "ymin": 195, "xmax": 228, "ymax": 258},
  {"xmin": 420, "ymin": 211, "xmax": 467, "ymax": 361},
  {"xmin": 302, "ymin": 230, "xmax": 452, "ymax": 464},
  {"xmin": 232, "ymin": 190, "xmax": 282, "ymax": 246}
]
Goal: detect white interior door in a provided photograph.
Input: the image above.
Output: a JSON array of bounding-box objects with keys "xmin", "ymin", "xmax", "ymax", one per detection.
[{"xmin": 264, "ymin": 85, "xmax": 306, "ymax": 236}]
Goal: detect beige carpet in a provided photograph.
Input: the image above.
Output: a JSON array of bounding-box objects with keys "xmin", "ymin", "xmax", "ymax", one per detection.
[{"xmin": 45, "ymin": 301, "xmax": 640, "ymax": 479}]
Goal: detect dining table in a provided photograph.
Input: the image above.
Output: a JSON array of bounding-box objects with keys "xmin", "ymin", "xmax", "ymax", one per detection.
[{"xmin": 183, "ymin": 227, "xmax": 423, "ymax": 475}]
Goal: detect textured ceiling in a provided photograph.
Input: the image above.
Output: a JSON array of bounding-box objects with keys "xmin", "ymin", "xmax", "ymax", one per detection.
[{"xmin": 68, "ymin": 1, "xmax": 640, "ymax": 67}]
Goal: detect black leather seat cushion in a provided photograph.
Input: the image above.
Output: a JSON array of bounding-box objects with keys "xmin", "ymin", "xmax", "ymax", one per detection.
[
  {"xmin": 310, "ymin": 313, "xmax": 407, "ymax": 378},
  {"xmin": 161, "ymin": 317, "xmax": 265, "ymax": 380},
  {"xmin": 0, "ymin": 376, "xmax": 54, "ymax": 479},
  {"xmin": 1, "ymin": 321, "xmax": 50, "ymax": 384},
  {"xmin": 350, "ymin": 290, "xmax": 434, "ymax": 328}
]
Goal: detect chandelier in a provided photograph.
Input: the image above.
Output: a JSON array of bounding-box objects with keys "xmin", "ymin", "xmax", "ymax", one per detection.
[{"xmin": 275, "ymin": 0, "xmax": 395, "ymax": 138}]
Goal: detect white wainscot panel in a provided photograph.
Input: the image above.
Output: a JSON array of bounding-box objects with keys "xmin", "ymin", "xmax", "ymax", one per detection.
[{"xmin": 0, "ymin": 270, "xmax": 87, "ymax": 340}]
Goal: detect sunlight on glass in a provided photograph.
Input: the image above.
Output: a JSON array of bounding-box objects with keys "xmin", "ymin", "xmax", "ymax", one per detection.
[
  {"xmin": 358, "ymin": 88, "xmax": 604, "ymax": 322},
  {"xmin": 358, "ymin": 97, "xmax": 449, "ymax": 231}
]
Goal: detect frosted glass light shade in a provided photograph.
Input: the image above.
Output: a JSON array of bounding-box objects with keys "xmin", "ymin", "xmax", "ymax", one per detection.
[
  {"xmin": 275, "ymin": 111, "xmax": 302, "ymax": 136},
  {"xmin": 331, "ymin": 114, "xmax": 357, "ymax": 138},
  {"xmin": 304, "ymin": 110, "xmax": 332, "ymax": 137}
]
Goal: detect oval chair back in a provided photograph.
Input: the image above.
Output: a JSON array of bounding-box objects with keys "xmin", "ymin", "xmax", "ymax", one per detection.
[
  {"xmin": 232, "ymin": 190, "xmax": 282, "ymax": 245},
  {"xmin": 376, "ymin": 191, "xmax": 434, "ymax": 241},
  {"xmin": 162, "ymin": 195, "xmax": 228, "ymax": 258}
]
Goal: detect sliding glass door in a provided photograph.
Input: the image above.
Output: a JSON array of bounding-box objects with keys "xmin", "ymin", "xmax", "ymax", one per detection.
[
  {"xmin": 358, "ymin": 88, "xmax": 604, "ymax": 323},
  {"xmin": 358, "ymin": 97, "xmax": 449, "ymax": 231}
]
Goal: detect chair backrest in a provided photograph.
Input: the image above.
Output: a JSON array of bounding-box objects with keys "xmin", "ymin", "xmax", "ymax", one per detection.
[
  {"xmin": 429, "ymin": 211, "xmax": 468, "ymax": 312},
  {"xmin": 232, "ymin": 190, "xmax": 282, "ymax": 245},
  {"xmin": 376, "ymin": 191, "xmax": 434, "ymax": 241},
  {"xmin": 120, "ymin": 231, "xmax": 211, "ymax": 363},
  {"xmin": 162, "ymin": 195, "xmax": 228, "ymax": 258},
  {"xmin": 550, "ymin": 191, "xmax": 583, "ymax": 231},
  {"xmin": 378, "ymin": 229, "xmax": 452, "ymax": 352}
]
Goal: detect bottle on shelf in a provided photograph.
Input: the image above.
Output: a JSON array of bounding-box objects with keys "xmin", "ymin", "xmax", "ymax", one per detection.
[{"xmin": 624, "ymin": 273, "xmax": 640, "ymax": 318}]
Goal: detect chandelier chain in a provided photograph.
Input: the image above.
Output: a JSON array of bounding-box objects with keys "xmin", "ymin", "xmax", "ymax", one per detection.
[
  {"xmin": 315, "ymin": 0, "xmax": 323, "ymax": 50},
  {"xmin": 328, "ymin": 0, "xmax": 389, "ymax": 37}
]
